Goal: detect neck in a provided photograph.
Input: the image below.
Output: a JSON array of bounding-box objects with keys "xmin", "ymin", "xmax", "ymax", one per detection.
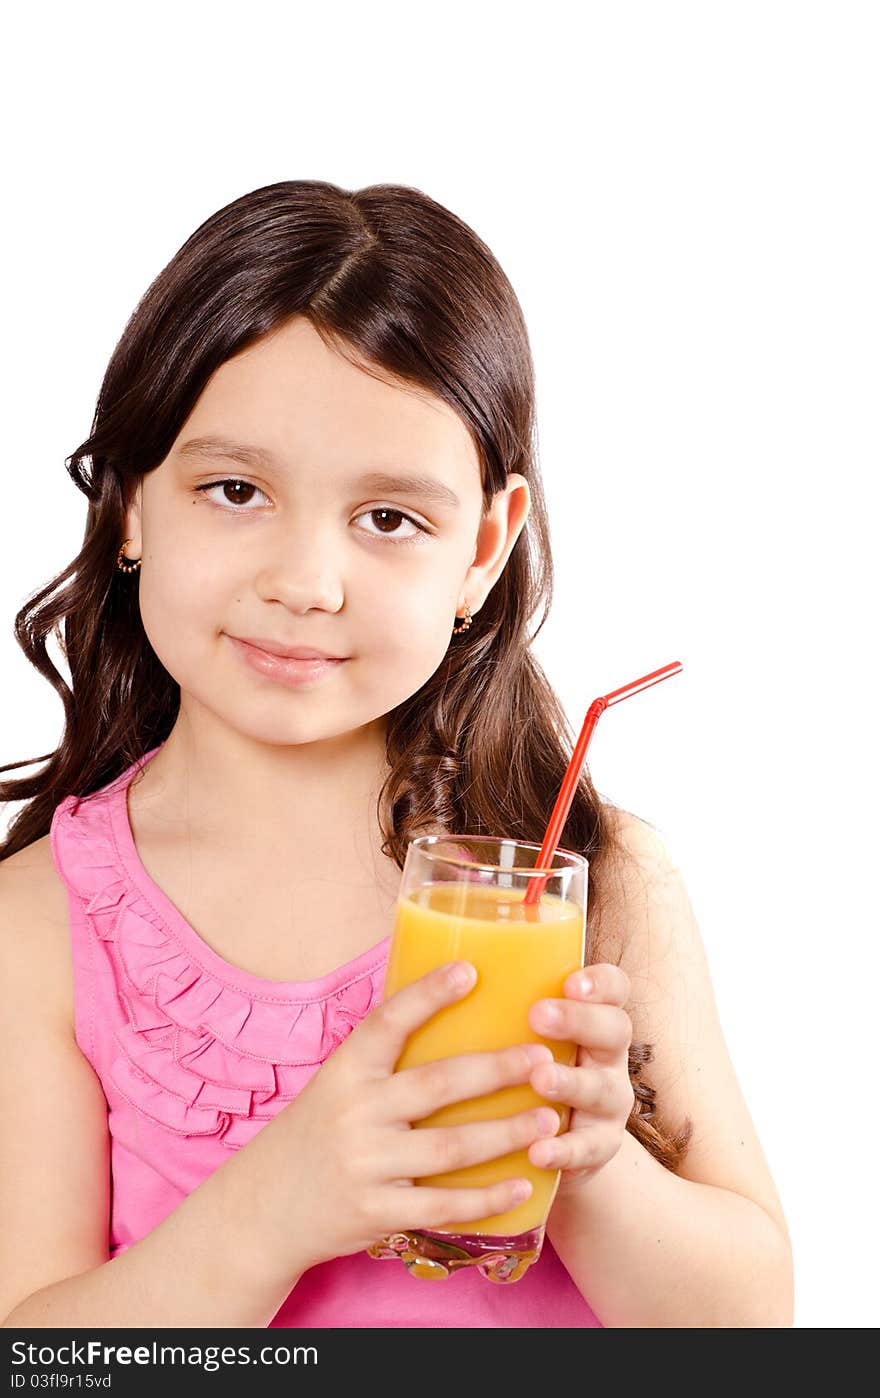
[{"xmin": 130, "ymin": 704, "xmax": 396, "ymax": 884}]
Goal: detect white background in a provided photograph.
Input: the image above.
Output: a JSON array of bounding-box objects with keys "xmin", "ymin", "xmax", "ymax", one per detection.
[{"xmin": 2, "ymin": 1, "xmax": 877, "ymax": 1328}]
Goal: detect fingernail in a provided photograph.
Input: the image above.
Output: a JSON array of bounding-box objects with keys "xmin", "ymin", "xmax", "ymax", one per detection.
[
  {"xmin": 524, "ymin": 1043, "xmax": 555, "ymax": 1065},
  {"xmin": 540, "ymin": 1065, "xmax": 562, "ymax": 1094},
  {"xmin": 536, "ymin": 1108, "xmax": 560, "ymax": 1135},
  {"xmin": 447, "ymin": 961, "xmax": 476, "ymax": 990},
  {"xmin": 577, "ymin": 973, "xmax": 594, "ymax": 997},
  {"xmin": 510, "ymin": 1180, "xmax": 532, "ymax": 1202},
  {"xmin": 537, "ymin": 1001, "xmax": 561, "ymax": 1027}
]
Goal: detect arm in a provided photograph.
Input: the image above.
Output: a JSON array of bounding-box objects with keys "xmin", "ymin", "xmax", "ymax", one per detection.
[
  {"xmin": 4, "ymin": 1129, "xmax": 309, "ymax": 1329},
  {"xmin": 547, "ymin": 1127, "xmax": 793, "ymax": 1328},
  {"xmin": 534, "ymin": 813, "xmax": 794, "ymax": 1327},
  {"xmin": 0, "ymin": 843, "xmax": 308, "ymax": 1329}
]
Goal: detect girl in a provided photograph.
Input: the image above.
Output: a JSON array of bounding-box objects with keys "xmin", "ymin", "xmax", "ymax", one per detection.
[{"xmin": 0, "ymin": 180, "xmax": 792, "ymax": 1329}]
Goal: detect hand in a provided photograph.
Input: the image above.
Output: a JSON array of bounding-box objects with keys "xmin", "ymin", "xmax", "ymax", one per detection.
[
  {"xmin": 525, "ymin": 963, "xmax": 635, "ymax": 1197},
  {"xmin": 255, "ymin": 961, "xmax": 560, "ymax": 1274}
]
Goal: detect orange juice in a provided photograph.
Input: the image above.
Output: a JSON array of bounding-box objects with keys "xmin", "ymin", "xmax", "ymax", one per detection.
[{"xmin": 384, "ymin": 880, "xmax": 584, "ymax": 1235}]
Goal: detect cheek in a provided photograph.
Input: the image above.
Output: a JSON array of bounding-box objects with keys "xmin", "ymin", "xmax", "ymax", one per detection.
[
  {"xmin": 357, "ymin": 549, "xmax": 459, "ymax": 634},
  {"xmin": 369, "ymin": 591, "xmax": 458, "ymax": 694},
  {"xmin": 389, "ymin": 566, "xmax": 459, "ymax": 636},
  {"xmin": 136, "ymin": 564, "xmax": 220, "ymax": 679}
]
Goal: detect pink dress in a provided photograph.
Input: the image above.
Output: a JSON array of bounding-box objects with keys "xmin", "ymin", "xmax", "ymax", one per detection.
[{"xmin": 49, "ymin": 742, "xmax": 602, "ymax": 1328}]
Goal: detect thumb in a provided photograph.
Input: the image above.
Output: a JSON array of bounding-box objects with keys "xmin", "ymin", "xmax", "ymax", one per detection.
[{"xmin": 353, "ymin": 960, "xmax": 477, "ymax": 1074}]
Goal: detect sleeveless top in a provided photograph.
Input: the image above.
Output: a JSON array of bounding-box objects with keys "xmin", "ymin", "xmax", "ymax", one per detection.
[{"xmin": 49, "ymin": 742, "xmax": 602, "ymax": 1328}]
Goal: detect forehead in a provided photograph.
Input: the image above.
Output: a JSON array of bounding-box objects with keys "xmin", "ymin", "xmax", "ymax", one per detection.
[{"xmin": 169, "ymin": 317, "xmax": 482, "ymax": 495}]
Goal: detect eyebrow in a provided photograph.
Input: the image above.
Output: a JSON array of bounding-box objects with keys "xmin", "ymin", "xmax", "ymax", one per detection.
[{"xmin": 176, "ymin": 435, "xmax": 461, "ymax": 510}]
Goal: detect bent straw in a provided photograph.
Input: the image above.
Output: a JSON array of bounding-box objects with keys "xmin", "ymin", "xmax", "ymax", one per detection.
[{"xmin": 523, "ymin": 660, "xmax": 684, "ymax": 909}]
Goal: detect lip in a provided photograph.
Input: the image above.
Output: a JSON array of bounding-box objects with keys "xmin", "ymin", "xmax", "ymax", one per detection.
[
  {"xmin": 232, "ymin": 636, "xmax": 345, "ymax": 661},
  {"xmin": 227, "ymin": 636, "xmax": 347, "ymax": 688}
]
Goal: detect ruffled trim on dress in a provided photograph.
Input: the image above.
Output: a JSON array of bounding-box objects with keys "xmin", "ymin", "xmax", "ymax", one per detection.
[{"xmin": 53, "ymin": 789, "xmax": 388, "ymax": 1151}]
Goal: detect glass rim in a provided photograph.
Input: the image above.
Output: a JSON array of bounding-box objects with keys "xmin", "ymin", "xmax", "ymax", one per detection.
[{"xmin": 408, "ymin": 833, "xmax": 587, "ymax": 877}]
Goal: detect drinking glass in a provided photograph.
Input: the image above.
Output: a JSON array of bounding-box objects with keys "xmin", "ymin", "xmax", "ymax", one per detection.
[{"xmin": 366, "ymin": 834, "xmax": 587, "ymax": 1283}]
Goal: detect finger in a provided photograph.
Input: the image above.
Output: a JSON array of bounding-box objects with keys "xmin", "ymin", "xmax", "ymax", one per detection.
[
  {"xmin": 527, "ymin": 1122, "xmax": 616, "ymax": 1172},
  {"xmin": 380, "ymin": 1041, "xmax": 556, "ymax": 1123},
  {"xmin": 394, "ymin": 1175, "xmax": 538, "ymax": 1233},
  {"xmin": 356, "ymin": 961, "xmax": 480, "ymax": 1074},
  {"xmin": 562, "ymin": 963, "xmax": 632, "ymax": 1007},
  {"xmin": 528, "ymin": 1000, "xmax": 633, "ymax": 1062},
  {"xmin": 394, "ymin": 1104, "xmax": 562, "ymax": 1177},
  {"xmin": 529, "ymin": 1059, "xmax": 634, "ymax": 1120}
]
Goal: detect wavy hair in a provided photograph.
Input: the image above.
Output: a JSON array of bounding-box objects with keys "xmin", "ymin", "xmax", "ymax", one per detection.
[{"xmin": 0, "ymin": 179, "xmax": 691, "ymax": 1172}]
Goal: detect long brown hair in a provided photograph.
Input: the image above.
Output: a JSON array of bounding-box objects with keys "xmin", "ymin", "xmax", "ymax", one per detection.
[{"xmin": 0, "ymin": 179, "xmax": 691, "ymax": 1172}]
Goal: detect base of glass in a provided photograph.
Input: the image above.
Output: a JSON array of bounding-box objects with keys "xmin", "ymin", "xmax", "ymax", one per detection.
[{"xmin": 366, "ymin": 1224, "xmax": 545, "ymax": 1283}]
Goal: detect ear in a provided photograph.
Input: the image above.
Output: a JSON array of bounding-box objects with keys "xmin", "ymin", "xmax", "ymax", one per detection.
[
  {"xmin": 121, "ymin": 478, "xmax": 144, "ymax": 557},
  {"xmin": 457, "ymin": 473, "xmax": 531, "ymax": 614}
]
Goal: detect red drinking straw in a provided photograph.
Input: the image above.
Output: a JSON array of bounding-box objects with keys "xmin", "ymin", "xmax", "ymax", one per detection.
[{"xmin": 523, "ymin": 660, "xmax": 684, "ymax": 908}]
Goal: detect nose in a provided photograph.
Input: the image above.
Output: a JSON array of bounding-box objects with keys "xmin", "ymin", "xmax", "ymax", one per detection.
[{"xmin": 253, "ymin": 520, "xmax": 344, "ymax": 614}]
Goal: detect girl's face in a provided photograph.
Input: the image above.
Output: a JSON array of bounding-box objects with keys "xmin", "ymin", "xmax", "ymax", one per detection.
[{"xmin": 123, "ymin": 316, "xmax": 530, "ymax": 748}]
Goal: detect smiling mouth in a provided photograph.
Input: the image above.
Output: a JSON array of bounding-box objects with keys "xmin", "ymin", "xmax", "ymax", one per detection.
[
  {"xmin": 227, "ymin": 635, "xmax": 348, "ymax": 686},
  {"xmin": 230, "ymin": 635, "xmax": 347, "ymax": 662}
]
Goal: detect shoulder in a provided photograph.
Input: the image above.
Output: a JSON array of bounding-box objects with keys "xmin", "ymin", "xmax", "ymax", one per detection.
[
  {"xmin": 594, "ymin": 805, "xmax": 708, "ymax": 1032},
  {"xmin": 607, "ymin": 806, "xmax": 680, "ymax": 877},
  {"xmin": 0, "ymin": 834, "xmax": 76, "ymax": 1042},
  {"xmin": 593, "ymin": 807, "xmax": 686, "ymax": 963}
]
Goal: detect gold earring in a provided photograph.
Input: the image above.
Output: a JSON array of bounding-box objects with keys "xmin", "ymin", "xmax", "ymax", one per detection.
[
  {"xmin": 117, "ymin": 538, "xmax": 141, "ymax": 573},
  {"xmin": 452, "ymin": 602, "xmax": 472, "ymax": 634}
]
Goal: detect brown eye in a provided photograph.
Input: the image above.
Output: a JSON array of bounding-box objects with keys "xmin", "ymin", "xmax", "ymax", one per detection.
[
  {"xmin": 370, "ymin": 509, "xmax": 408, "ymax": 533},
  {"xmin": 194, "ymin": 481, "xmax": 428, "ymax": 542},
  {"xmin": 195, "ymin": 479, "xmax": 267, "ymax": 509},
  {"xmin": 220, "ymin": 481, "xmax": 258, "ymax": 506},
  {"xmin": 355, "ymin": 507, "xmax": 426, "ymax": 541}
]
